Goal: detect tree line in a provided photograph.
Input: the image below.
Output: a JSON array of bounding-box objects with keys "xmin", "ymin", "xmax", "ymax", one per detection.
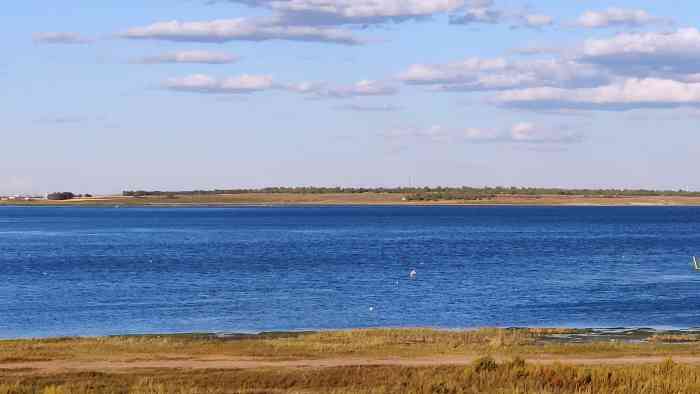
[
  {"xmin": 46, "ymin": 192, "xmax": 92, "ymax": 200},
  {"xmin": 123, "ymin": 186, "xmax": 700, "ymax": 199}
]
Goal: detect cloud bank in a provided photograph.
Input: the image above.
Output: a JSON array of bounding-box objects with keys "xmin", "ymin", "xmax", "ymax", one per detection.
[
  {"xmin": 123, "ymin": 18, "xmax": 365, "ymax": 45},
  {"xmin": 164, "ymin": 74, "xmax": 398, "ymax": 98},
  {"xmin": 576, "ymin": 8, "xmax": 668, "ymax": 29},
  {"xmin": 384, "ymin": 122, "xmax": 582, "ymax": 144},
  {"xmin": 495, "ymin": 78, "xmax": 700, "ymax": 111},
  {"xmin": 33, "ymin": 32, "xmax": 92, "ymax": 44},
  {"xmin": 220, "ymin": 0, "xmax": 467, "ymax": 25},
  {"xmin": 398, "ymin": 57, "xmax": 609, "ymax": 91},
  {"xmin": 137, "ymin": 51, "xmax": 239, "ymax": 64}
]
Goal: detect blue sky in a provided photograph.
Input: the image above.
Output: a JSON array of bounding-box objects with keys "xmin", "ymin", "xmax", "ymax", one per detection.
[{"xmin": 3, "ymin": 0, "xmax": 700, "ymax": 194}]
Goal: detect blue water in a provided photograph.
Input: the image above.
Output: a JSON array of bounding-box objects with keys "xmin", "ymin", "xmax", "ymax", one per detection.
[{"xmin": 2, "ymin": 206, "xmax": 700, "ymax": 338}]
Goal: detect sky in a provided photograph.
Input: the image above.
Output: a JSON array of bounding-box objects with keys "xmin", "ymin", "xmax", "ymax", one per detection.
[{"xmin": 3, "ymin": 0, "xmax": 700, "ymax": 194}]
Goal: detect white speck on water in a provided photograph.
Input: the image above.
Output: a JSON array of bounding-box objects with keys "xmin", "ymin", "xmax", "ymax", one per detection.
[
  {"xmin": 369, "ymin": 306, "xmax": 374, "ymax": 312},
  {"xmin": 409, "ymin": 269, "xmax": 417, "ymax": 279}
]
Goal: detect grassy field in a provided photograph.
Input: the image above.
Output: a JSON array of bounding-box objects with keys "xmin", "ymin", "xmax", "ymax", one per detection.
[
  {"xmin": 5, "ymin": 193, "xmax": 700, "ymax": 207},
  {"xmin": 5, "ymin": 328, "xmax": 700, "ymax": 393}
]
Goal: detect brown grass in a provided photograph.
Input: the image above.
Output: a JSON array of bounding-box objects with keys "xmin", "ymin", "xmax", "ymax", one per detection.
[
  {"xmin": 648, "ymin": 334, "xmax": 700, "ymax": 343},
  {"xmin": 7, "ymin": 329, "xmax": 700, "ymax": 393},
  {"xmin": 3, "ymin": 328, "xmax": 700, "ymax": 366},
  {"xmin": 6, "ymin": 357, "xmax": 700, "ymax": 393}
]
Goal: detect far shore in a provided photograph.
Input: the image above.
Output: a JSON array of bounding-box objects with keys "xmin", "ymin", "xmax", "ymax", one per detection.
[{"xmin": 5, "ymin": 192, "xmax": 700, "ymax": 207}]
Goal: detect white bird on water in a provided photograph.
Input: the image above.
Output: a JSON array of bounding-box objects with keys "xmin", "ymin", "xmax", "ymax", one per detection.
[{"xmin": 409, "ymin": 269, "xmax": 417, "ymax": 279}]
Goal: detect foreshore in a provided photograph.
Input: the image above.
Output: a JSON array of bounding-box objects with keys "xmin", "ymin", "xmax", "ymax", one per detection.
[{"xmin": 5, "ymin": 328, "xmax": 700, "ymax": 393}]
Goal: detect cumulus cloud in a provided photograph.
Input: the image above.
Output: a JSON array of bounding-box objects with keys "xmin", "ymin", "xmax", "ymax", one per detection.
[
  {"xmin": 284, "ymin": 79, "xmax": 398, "ymax": 98},
  {"xmin": 508, "ymin": 122, "xmax": 581, "ymax": 143},
  {"xmin": 449, "ymin": 0, "xmax": 503, "ymax": 25},
  {"xmin": 283, "ymin": 81, "xmax": 328, "ymax": 94},
  {"xmin": 33, "ymin": 32, "xmax": 92, "ymax": 44},
  {"xmin": 398, "ymin": 57, "xmax": 609, "ymax": 91},
  {"xmin": 495, "ymin": 78, "xmax": 700, "ymax": 111},
  {"xmin": 164, "ymin": 74, "xmax": 275, "ymax": 94},
  {"xmin": 335, "ymin": 103, "xmax": 403, "ymax": 112},
  {"xmin": 137, "ymin": 50, "xmax": 239, "ymax": 64},
  {"xmin": 449, "ymin": 8, "xmax": 502, "ymax": 24},
  {"xmin": 383, "ymin": 122, "xmax": 581, "ymax": 144},
  {"xmin": 511, "ymin": 45, "xmax": 562, "ymax": 56},
  {"xmin": 219, "ymin": 0, "xmax": 466, "ymax": 25},
  {"xmin": 163, "ymin": 74, "xmax": 398, "ymax": 98},
  {"xmin": 383, "ymin": 125, "xmax": 454, "ymax": 143},
  {"xmin": 122, "ymin": 18, "xmax": 365, "ymax": 45},
  {"xmin": 579, "ymin": 28, "xmax": 700, "ymax": 79},
  {"xmin": 576, "ymin": 8, "xmax": 668, "ymax": 29},
  {"xmin": 512, "ymin": 14, "xmax": 554, "ymax": 29},
  {"xmin": 322, "ymin": 80, "xmax": 398, "ymax": 98},
  {"xmin": 450, "ymin": 2, "xmax": 555, "ymax": 27}
]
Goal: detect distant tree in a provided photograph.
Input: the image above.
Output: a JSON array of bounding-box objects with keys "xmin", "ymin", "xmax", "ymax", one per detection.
[{"xmin": 47, "ymin": 192, "xmax": 75, "ymax": 201}]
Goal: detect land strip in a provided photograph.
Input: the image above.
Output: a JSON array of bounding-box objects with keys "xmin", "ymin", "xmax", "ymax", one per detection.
[
  {"xmin": 6, "ymin": 329, "xmax": 700, "ymax": 393},
  {"xmin": 5, "ymin": 193, "xmax": 700, "ymax": 206},
  {"xmin": 8, "ymin": 354, "xmax": 700, "ymax": 375}
]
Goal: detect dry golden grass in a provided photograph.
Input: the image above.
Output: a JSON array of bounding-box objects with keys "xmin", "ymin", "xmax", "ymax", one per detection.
[
  {"xmin": 6, "ymin": 329, "xmax": 700, "ymax": 393},
  {"xmin": 6, "ymin": 357, "xmax": 700, "ymax": 393},
  {"xmin": 2, "ymin": 328, "xmax": 700, "ymax": 365},
  {"xmin": 648, "ymin": 334, "xmax": 700, "ymax": 343}
]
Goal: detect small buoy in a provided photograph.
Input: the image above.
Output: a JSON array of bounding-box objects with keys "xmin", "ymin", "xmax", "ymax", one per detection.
[
  {"xmin": 409, "ymin": 269, "xmax": 417, "ymax": 279},
  {"xmin": 369, "ymin": 306, "xmax": 374, "ymax": 312}
]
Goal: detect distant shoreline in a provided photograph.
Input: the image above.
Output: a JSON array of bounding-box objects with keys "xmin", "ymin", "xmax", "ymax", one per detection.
[
  {"xmin": 4, "ymin": 193, "xmax": 700, "ymax": 208},
  {"xmin": 5, "ymin": 326, "xmax": 700, "ymax": 342}
]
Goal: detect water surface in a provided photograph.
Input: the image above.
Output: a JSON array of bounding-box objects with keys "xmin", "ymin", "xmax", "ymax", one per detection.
[{"xmin": 2, "ymin": 206, "xmax": 700, "ymax": 338}]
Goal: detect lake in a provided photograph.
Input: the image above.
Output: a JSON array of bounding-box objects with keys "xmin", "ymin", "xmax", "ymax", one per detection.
[{"xmin": 2, "ymin": 205, "xmax": 700, "ymax": 338}]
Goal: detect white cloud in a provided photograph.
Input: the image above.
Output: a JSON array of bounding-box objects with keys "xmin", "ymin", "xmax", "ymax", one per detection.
[
  {"xmin": 335, "ymin": 104, "xmax": 403, "ymax": 112},
  {"xmin": 33, "ymin": 32, "xmax": 92, "ymax": 44},
  {"xmin": 383, "ymin": 122, "xmax": 581, "ymax": 144},
  {"xmin": 137, "ymin": 51, "xmax": 239, "ymax": 64},
  {"xmin": 511, "ymin": 45, "xmax": 562, "ymax": 56},
  {"xmin": 579, "ymin": 28, "xmax": 700, "ymax": 78},
  {"xmin": 495, "ymin": 78, "xmax": 700, "ymax": 111},
  {"xmin": 449, "ymin": 0, "xmax": 503, "ymax": 25},
  {"xmin": 285, "ymin": 79, "xmax": 398, "ymax": 98},
  {"xmin": 284, "ymin": 81, "xmax": 328, "ymax": 93},
  {"xmin": 122, "ymin": 18, "xmax": 365, "ymax": 45},
  {"xmin": 513, "ymin": 14, "xmax": 554, "ymax": 29},
  {"xmin": 508, "ymin": 122, "xmax": 580, "ymax": 143},
  {"xmin": 221, "ymin": 0, "xmax": 465, "ymax": 25},
  {"xmin": 163, "ymin": 74, "xmax": 397, "ymax": 98},
  {"xmin": 324, "ymin": 80, "xmax": 398, "ymax": 98},
  {"xmin": 164, "ymin": 74, "xmax": 275, "ymax": 94},
  {"xmin": 576, "ymin": 8, "xmax": 667, "ymax": 29},
  {"xmin": 398, "ymin": 57, "xmax": 609, "ymax": 91},
  {"xmin": 383, "ymin": 125, "xmax": 454, "ymax": 143}
]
